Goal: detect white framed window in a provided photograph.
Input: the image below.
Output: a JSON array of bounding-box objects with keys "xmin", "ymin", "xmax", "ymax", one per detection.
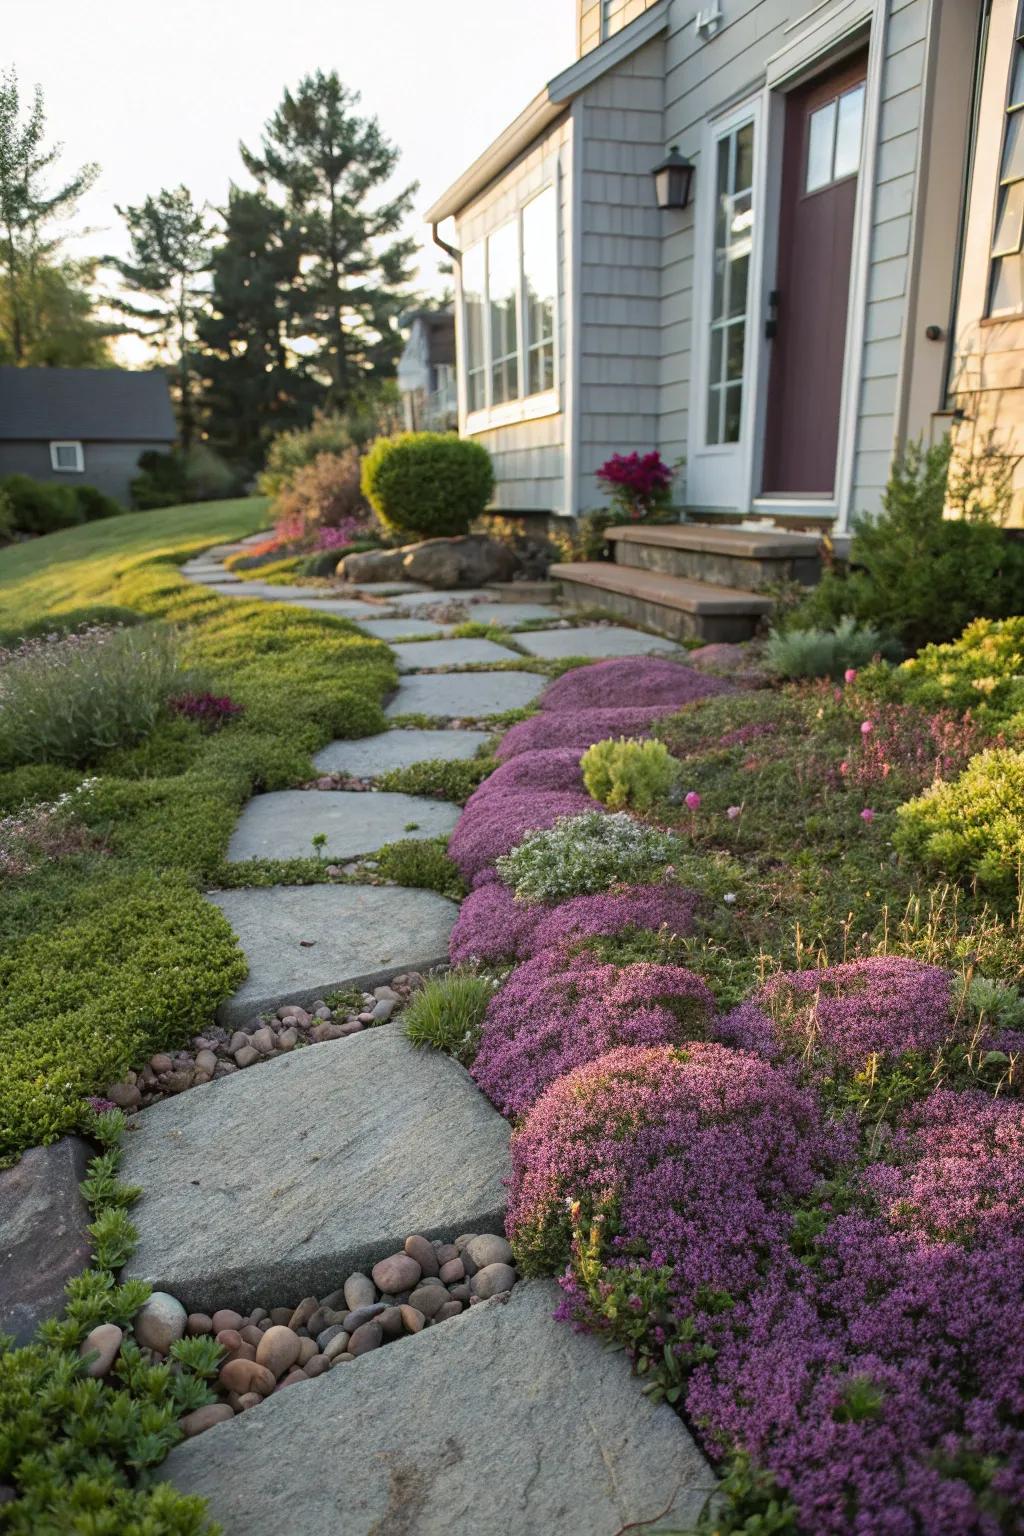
[
  {"xmin": 989, "ymin": 0, "xmax": 1024, "ymax": 316},
  {"xmin": 707, "ymin": 119, "xmax": 755, "ymax": 446},
  {"xmin": 461, "ymin": 184, "xmax": 559, "ymax": 430},
  {"xmin": 50, "ymin": 440, "xmax": 84, "ymax": 472},
  {"xmin": 805, "ymin": 82, "xmax": 866, "ymax": 193}
]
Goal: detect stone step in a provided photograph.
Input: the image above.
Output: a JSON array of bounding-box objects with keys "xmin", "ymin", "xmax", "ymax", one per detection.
[
  {"xmin": 606, "ymin": 522, "xmax": 821, "ymax": 590},
  {"xmin": 385, "ymin": 670, "xmax": 546, "ymax": 720},
  {"xmin": 120, "ymin": 1022, "xmax": 510, "ymax": 1312},
  {"xmin": 554, "ymin": 562, "xmax": 773, "ymax": 644},
  {"xmin": 226, "ymin": 790, "xmax": 460, "ymax": 863},
  {"xmin": 161, "ymin": 1279, "xmax": 717, "ymax": 1535},
  {"xmin": 314, "ymin": 729, "xmax": 492, "ymax": 777},
  {"xmin": 207, "ymin": 884, "xmax": 458, "ymax": 1024},
  {"xmin": 514, "ymin": 625, "xmax": 681, "ymax": 661}
]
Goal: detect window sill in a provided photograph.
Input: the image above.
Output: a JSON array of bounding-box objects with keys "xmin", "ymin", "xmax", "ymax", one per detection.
[{"xmin": 464, "ymin": 390, "xmax": 560, "ymax": 435}]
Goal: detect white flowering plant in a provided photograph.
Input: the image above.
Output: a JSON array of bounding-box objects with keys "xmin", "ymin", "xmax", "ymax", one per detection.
[{"xmin": 496, "ymin": 811, "xmax": 681, "ymax": 905}]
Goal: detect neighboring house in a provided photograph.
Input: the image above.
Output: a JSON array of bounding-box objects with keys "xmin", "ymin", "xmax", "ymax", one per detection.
[
  {"xmin": 426, "ymin": 0, "xmax": 1024, "ymax": 542},
  {"xmin": 0, "ymin": 367, "xmax": 176, "ymax": 506},
  {"xmin": 397, "ymin": 310, "xmax": 458, "ymax": 433}
]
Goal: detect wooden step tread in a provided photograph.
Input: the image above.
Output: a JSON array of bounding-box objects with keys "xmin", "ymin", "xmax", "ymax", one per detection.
[
  {"xmin": 554, "ymin": 563, "xmax": 773, "ymax": 615},
  {"xmin": 605, "ymin": 523, "xmax": 820, "ymax": 559}
]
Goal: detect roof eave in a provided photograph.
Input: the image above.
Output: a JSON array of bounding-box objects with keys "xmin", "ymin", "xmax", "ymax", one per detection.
[{"xmin": 423, "ymin": 1, "xmax": 669, "ymax": 226}]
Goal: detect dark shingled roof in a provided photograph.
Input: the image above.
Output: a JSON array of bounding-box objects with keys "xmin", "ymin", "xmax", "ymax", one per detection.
[{"xmin": 0, "ymin": 366, "xmax": 176, "ymax": 443}]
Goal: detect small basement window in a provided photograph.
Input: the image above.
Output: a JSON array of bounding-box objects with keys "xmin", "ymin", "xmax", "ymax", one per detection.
[{"xmin": 50, "ymin": 441, "xmax": 84, "ymax": 473}]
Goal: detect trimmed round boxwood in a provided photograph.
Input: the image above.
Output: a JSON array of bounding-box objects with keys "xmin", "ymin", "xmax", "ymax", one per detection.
[{"xmin": 361, "ymin": 432, "xmax": 495, "ymax": 539}]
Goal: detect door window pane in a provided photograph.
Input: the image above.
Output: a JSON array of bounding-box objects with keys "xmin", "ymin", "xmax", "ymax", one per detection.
[
  {"xmin": 707, "ymin": 119, "xmax": 755, "ymax": 446},
  {"xmin": 834, "ymin": 83, "xmax": 866, "ymax": 179},
  {"xmin": 462, "ymin": 243, "xmax": 486, "ymax": 413},
  {"xmin": 991, "ymin": 252, "xmax": 1024, "ymax": 316},
  {"xmin": 993, "ymin": 180, "xmax": 1024, "ymax": 258},
  {"xmin": 988, "ymin": 8, "xmax": 1024, "ymax": 316},
  {"xmin": 1011, "ymin": 45, "xmax": 1024, "ymax": 108},
  {"xmin": 488, "ymin": 221, "xmax": 520, "ymax": 406},
  {"xmin": 1001, "ymin": 110, "xmax": 1024, "ymax": 183},
  {"xmin": 522, "ymin": 187, "xmax": 557, "ymax": 397},
  {"xmin": 806, "ymin": 100, "xmax": 836, "ymax": 192}
]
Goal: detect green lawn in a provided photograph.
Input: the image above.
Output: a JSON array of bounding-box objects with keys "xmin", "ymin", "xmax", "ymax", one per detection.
[{"xmin": 0, "ymin": 498, "xmax": 397, "ymax": 1163}]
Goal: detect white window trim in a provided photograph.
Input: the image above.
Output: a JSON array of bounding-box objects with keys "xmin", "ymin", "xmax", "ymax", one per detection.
[
  {"xmin": 50, "ymin": 440, "xmax": 84, "ymax": 473},
  {"xmin": 458, "ymin": 180, "xmax": 561, "ymax": 436}
]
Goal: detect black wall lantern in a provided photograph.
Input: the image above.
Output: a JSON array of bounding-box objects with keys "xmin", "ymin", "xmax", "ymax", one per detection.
[{"xmin": 652, "ymin": 146, "xmax": 695, "ymax": 211}]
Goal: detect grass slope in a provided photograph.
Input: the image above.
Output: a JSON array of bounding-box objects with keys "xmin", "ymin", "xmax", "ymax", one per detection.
[{"xmin": 0, "ymin": 498, "xmax": 397, "ymax": 1162}]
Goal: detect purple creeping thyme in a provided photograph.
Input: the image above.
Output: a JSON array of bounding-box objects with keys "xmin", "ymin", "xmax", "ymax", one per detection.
[
  {"xmin": 447, "ymin": 788, "xmax": 600, "ymax": 881},
  {"xmin": 449, "ymin": 877, "xmax": 698, "ymax": 966},
  {"xmin": 496, "ymin": 706, "xmax": 681, "ymax": 762},
  {"xmin": 719, "ymin": 956, "xmax": 957, "ymax": 1070},
  {"xmin": 468, "ymin": 746, "xmax": 585, "ymax": 797},
  {"xmin": 472, "ymin": 955, "xmax": 717, "ymax": 1117},
  {"xmin": 539, "ymin": 656, "xmax": 732, "ymax": 713}
]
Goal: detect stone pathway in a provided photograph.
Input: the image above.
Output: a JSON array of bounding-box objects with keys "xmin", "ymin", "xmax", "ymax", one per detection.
[
  {"xmin": 516, "ymin": 624, "xmax": 683, "ymax": 659},
  {"xmin": 118, "ymin": 538, "xmax": 726, "ymax": 1530}
]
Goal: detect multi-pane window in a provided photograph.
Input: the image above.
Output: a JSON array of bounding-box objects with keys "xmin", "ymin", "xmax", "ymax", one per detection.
[
  {"xmin": 989, "ymin": 3, "xmax": 1024, "ymax": 316},
  {"xmin": 577, "ymin": 0, "xmax": 658, "ymax": 54},
  {"xmin": 523, "ymin": 188, "xmax": 557, "ymax": 396},
  {"xmin": 805, "ymin": 82, "xmax": 865, "ymax": 192},
  {"xmin": 461, "ymin": 188, "xmax": 558, "ymax": 419},
  {"xmin": 488, "ymin": 221, "xmax": 520, "ymax": 405},
  {"xmin": 707, "ymin": 121, "xmax": 755, "ymax": 446},
  {"xmin": 462, "ymin": 244, "xmax": 487, "ymax": 413}
]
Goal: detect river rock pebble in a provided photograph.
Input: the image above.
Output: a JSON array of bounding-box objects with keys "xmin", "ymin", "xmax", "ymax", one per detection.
[
  {"xmin": 134, "ymin": 1292, "xmax": 187, "ymax": 1352},
  {"xmin": 79, "ymin": 1322, "xmax": 123, "ymax": 1378}
]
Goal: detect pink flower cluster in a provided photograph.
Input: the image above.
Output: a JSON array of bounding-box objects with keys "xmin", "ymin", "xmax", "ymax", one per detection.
[
  {"xmin": 596, "ymin": 451, "xmax": 675, "ymax": 518},
  {"xmin": 315, "ymin": 519, "xmax": 367, "ymax": 550},
  {"xmin": 169, "ymin": 691, "xmax": 244, "ymax": 729},
  {"xmin": 539, "ymin": 656, "xmax": 731, "ymax": 714},
  {"xmin": 831, "ymin": 700, "xmax": 989, "ymax": 792}
]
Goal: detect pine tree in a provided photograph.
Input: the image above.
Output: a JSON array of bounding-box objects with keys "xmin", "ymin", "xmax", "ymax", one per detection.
[
  {"xmin": 196, "ymin": 187, "xmax": 315, "ymax": 472},
  {"xmin": 0, "ymin": 68, "xmax": 101, "ymax": 364},
  {"xmin": 240, "ymin": 71, "xmax": 418, "ymax": 412},
  {"xmin": 106, "ymin": 186, "xmax": 214, "ymax": 447}
]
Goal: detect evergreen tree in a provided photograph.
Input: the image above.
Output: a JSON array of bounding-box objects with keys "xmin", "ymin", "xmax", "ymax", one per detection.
[
  {"xmin": 106, "ymin": 186, "xmax": 214, "ymax": 447},
  {"xmin": 240, "ymin": 71, "xmax": 417, "ymax": 412},
  {"xmin": 196, "ymin": 186, "xmax": 313, "ymax": 471},
  {"xmin": 0, "ymin": 68, "xmax": 101, "ymax": 364}
]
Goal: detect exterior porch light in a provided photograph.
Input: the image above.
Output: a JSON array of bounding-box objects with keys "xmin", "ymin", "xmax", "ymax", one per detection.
[{"xmin": 652, "ymin": 146, "xmax": 695, "ymax": 211}]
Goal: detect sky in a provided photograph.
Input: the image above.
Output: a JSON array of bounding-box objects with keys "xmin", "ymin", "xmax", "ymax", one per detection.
[{"xmin": 5, "ymin": 0, "xmax": 576, "ymax": 358}]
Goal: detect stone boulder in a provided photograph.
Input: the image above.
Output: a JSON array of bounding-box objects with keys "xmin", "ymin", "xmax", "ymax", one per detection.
[
  {"xmin": 339, "ymin": 535, "xmax": 518, "ymax": 589},
  {"xmin": 0, "ymin": 1136, "xmax": 92, "ymax": 1343}
]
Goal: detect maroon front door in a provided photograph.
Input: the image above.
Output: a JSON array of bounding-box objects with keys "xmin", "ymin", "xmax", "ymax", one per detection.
[{"xmin": 762, "ymin": 53, "xmax": 868, "ymax": 496}]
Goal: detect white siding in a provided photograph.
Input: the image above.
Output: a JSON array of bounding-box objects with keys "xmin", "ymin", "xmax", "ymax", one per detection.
[{"xmin": 453, "ymin": 118, "xmax": 573, "ymax": 514}]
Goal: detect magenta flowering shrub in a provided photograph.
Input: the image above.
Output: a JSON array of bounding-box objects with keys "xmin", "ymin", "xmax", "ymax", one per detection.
[
  {"xmin": 540, "ymin": 656, "xmax": 731, "ymax": 714},
  {"xmin": 496, "ymin": 706, "xmax": 679, "ymax": 762},
  {"xmin": 449, "ymin": 877, "xmax": 698, "ymax": 966},
  {"xmin": 507, "ymin": 1041, "xmax": 841, "ymax": 1278},
  {"xmin": 447, "ymin": 788, "xmax": 600, "ymax": 881},
  {"xmin": 596, "ymin": 451, "xmax": 675, "ymax": 519},
  {"xmin": 315, "ymin": 519, "xmax": 367, "ymax": 550},
  {"xmin": 470, "ymin": 747, "xmax": 584, "ymax": 796},
  {"xmin": 475, "ymin": 958, "xmax": 717, "ymax": 1118},
  {"xmin": 720, "ymin": 956, "xmax": 956, "ymax": 1071},
  {"xmin": 169, "ymin": 691, "xmax": 243, "ymax": 730}
]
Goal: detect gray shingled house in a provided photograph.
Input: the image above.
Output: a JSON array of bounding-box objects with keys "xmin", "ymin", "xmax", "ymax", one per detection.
[{"xmin": 0, "ymin": 367, "xmax": 176, "ymax": 506}]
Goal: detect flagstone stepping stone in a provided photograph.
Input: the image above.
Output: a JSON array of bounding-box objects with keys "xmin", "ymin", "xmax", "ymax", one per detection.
[
  {"xmin": 227, "ymin": 790, "xmax": 459, "ymax": 863},
  {"xmin": 0, "ymin": 1136, "xmax": 93, "ymax": 1344},
  {"xmin": 515, "ymin": 625, "xmax": 682, "ymax": 660},
  {"xmin": 470, "ymin": 601, "xmax": 561, "ymax": 626},
  {"xmin": 120, "ymin": 1022, "xmax": 510, "ymax": 1311},
  {"xmin": 387, "ymin": 588, "xmax": 498, "ymax": 609},
  {"xmin": 266, "ymin": 596, "xmax": 381, "ymax": 618},
  {"xmin": 391, "ymin": 638, "xmax": 520, "ymax": 672},
  {"xmin": 345, "ymin": 581, "xmax": 425, "ymax": 596},
  {"xmin": 356, "ymin": 617, "xmax": 457, "ymax": 641},
  {"xmin": 314, "ymin": 729, "xmax": 492, "ymax": 776},
  {"xmin": 386, "ymin": 671, "xmax": 545, "ymax": 719},
  {"xmin": 207, "ymin": 883, "xmax": 457, "ymax": 1024},
  {"xmin": 162, "ymin": 1280, "xmax": 717, "ymax": 1533}
]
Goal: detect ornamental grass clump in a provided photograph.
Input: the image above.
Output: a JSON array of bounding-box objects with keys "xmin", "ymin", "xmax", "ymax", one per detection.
[
  {"xmin": 540, "ymin": 656, "xmax": 731, "ymax": 713},
  {"xmin": 496, "ymin": 811, "xmax": 680, "ymax": 904},
  {"xmin": 472, "ymin": 949, "xmax": 716, "ymax": 1117},
  {"xmin": 894, "ymin": 747, "xmax": 1024, "ymax": 902},
  {"xmin": 581, "ymin": 735, "xmax": 679, "ymax": 811},
  {"xmin": 403, "ymin": 967, "xmax": 496, "ymax": 1064},
  {"xmin": 0, "ymin": 624, "xmax": 188, "ymax": 769}
]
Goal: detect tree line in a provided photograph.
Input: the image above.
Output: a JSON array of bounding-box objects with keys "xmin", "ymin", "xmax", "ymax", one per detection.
[{"xmin": 0, "ymin": 67, "xmax": 420, "ymax": 473}]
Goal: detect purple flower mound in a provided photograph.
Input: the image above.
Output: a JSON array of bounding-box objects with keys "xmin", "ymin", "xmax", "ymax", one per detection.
[
  {"xmin": 496, "ymin": 706, "xmax": 678, "ymax": 762},
  {"xmin": 472, "ymin": 952, "xmax": 717, "ymax": 1118},
  {"xmin": 468, "ymin": 747, "xmax": 585, "ymax": 797},
  {"xmin": 507, "ymin": 1041, "xmax": 840, "ymax": 1287},
  {"xmin": 449, "ymin": 875, "xmax": 539, "ymax": 965},
  {"xmin": 720, "ymin": 956, "xmax": 956, "ymax": 1070},
  {"xmin": 540, "ymin": 656, "xmax": 732, "ymax": 713},
  {"xmin": 447, "ymin": 789, "xmax": 599, "ymax": 881}
]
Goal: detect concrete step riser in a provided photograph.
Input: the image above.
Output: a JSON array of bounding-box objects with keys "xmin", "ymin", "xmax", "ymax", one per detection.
[
  {"xmin": 613, "ymin": 541, "xmax": 821, "ymax": 590},
  {"xmin": 559, "ymin": 579, "xmax": 761, "ymax": 644}
]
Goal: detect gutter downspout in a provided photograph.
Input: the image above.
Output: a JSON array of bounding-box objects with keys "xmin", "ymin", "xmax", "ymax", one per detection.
[{"xmin": 431, "ymin": 223, "xmax": 461, "ymax": 263}]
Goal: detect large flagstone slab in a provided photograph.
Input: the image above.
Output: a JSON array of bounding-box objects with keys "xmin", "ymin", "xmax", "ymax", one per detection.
[
  {"xmin": 515, "ymin": 625, "xmax": 682, "ymax": 659},
  {"xmin": 162, "ymin": 1280, "xmax": 717, "ymax": 1534},
  {"xmin": 470, "ymin": 600, "xmax": 561, "ymax": 626},
  {"xmin": 0, "ymin": 1137, "xmax": 92, "ymax": 1344},
  {"xmin": 207, "ymin": 884, "xmax": 457, "ymax": 1024},
  {"xmin": 385, "ymin": 671, "xmax": 545, "ymax": 719},
  {"xmin": 391, "ymin": 637, "xmax": 520, "ymax": 671},
  {"xmin": 121, "ymin": 1022, "xmax": 510, "ymax": 1312},
  {"xmin": 387, "ymin": 588, "xmax": 497, "ymax": 609},
  {"xmin": 314, "ymin": 728, "xmax": 492, "ymax": 776},
  {"xmin": 355, "ymin": 616, "xmax": 457, "ymax": 641},
  {"xmin": 226, "ymin": 790, "xmax": 459, "ymax": 863}
]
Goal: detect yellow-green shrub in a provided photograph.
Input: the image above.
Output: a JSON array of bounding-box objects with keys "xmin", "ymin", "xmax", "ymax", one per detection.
[
  {"xmin": 894, "ymin": 748, "xmax": 1024, "ymax": 901},
  {"xmin": 581, "ymin": 736, "xmax": 679, "ymax": 811}
]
